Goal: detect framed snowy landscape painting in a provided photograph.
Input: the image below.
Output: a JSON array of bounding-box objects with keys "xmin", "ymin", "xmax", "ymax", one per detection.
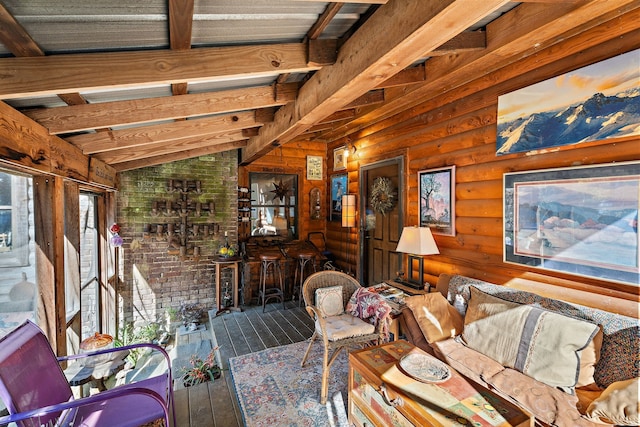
[
  {"xmin": 504, "ymin": 161, "xmax": 640, "ymax": 286},
  {"xmin": 496, "ymin": 49, "xmax": 639, "ymax": 156}
]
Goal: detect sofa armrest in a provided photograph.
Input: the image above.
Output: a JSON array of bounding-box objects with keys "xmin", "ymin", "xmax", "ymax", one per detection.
[{"xmin": 399, "ymin": 307, "xmax": 434, "ymax": 355}]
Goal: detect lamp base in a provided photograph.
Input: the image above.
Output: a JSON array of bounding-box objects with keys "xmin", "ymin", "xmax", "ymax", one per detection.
[{"xmin": 393, "ymin": 279, "xmax": 424, "ymax": 291}]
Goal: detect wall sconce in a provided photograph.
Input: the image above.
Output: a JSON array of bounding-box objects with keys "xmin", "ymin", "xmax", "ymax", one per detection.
[
  {"xmin": 395, "ymin": 226, "xmax": 439, "ymax": 291},
  {"xmin": 341, "ymin": 194, "xmax": 357, "ymax": 274},
  {"xmin": 343, "ymin": 143, "xmax": 357, "ymax": 159}
]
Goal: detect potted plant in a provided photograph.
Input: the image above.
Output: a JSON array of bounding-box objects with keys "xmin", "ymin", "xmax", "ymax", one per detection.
[
  {"xmin": 166, "ymin": 307, "xmax": 182, "ymax": 335},
  {"xmin": 178, "ymin": 302, "xmax": 204, "ymax": 331},
  {"xmin": 181, "ymin": 348, "xmax": 221, "ymax": 387}
]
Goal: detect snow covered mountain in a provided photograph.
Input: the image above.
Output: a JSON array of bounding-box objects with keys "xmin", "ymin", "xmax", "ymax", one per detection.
[{"xmin": 497, "ymin": 89, "xmax": 640, "ymax": 155}]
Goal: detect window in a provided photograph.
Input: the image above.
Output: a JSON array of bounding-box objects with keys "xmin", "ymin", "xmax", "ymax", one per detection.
[
  {"xmin": 79, "ymin": 193, "xmax": 101, "ymax": 339},
  {"xmin": 0, "ymin": 169, "xmax": 35, "ymax": 338},
  {"xmin": 250, "ymin": 173, "xmax": 298, "ymax": 239},
  {"xmin": 0, "ymin": 171, "xmax": 30, "ymax": 267}
]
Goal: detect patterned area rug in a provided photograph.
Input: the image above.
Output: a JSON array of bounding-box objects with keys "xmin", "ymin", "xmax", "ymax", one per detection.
[{"xmin": 229, "ymin": 340, "xmax": 350, "ymax": 427}]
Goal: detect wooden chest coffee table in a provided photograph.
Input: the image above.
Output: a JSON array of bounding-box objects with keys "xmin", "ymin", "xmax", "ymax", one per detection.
[{"xmin": 348, "ymin": 340, "xmax": 531, "ymax": 427}]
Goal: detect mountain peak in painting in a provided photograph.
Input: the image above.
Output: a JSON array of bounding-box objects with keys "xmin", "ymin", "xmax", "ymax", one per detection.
[{"xmin": 497, "ymin": 89, "xmax": 640, "ymax": 155}]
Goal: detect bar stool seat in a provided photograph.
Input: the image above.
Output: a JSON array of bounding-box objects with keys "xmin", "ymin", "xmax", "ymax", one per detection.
[
  {"xmin": 294, "ymin": 252, "xmax": 316, "ymax": 306},
  {"xmin": 259, "ymin": 254, "xmax": 286, "ymax": 312}
]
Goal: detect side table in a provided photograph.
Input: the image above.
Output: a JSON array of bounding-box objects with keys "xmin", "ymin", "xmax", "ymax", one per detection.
[
  {"xmin": 63, "ymin": 349, "xmax": 130, "ymax": 397},
  {"xmin": 213, "ymin": 258, "xmax": 243, "ymax": 315}
]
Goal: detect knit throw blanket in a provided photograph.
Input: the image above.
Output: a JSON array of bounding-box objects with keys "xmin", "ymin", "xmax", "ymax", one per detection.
[{"xmin": 346, "ymin": 287, "xmax": 392, "ymax": 342}]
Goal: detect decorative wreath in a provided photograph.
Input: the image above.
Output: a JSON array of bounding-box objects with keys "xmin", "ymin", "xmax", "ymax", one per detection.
[{"xmin": 369, "ymin": 177, "xmax": 396, "ymax": 215}]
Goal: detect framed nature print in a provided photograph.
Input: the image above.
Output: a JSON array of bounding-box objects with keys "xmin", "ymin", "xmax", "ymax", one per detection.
[
  {"xmin": 419, "ymin": 166, "xmax": 455, "ymax": 236},
  {"xmin": 497, "ymin": 49, "xmax": 639, "ymax": 156},
  {"xmin": 504, "ymin": 161, "xmax": 639, "ymax": 286},
  {"xmin": 333, "ymin": 146, "xmax": 347, "ymax": 171},
  {"xmin": 306, "ymin": 155, "xmax": 323, "ymax": 180},
  {"xmin": 330, "ymin": 174, "xmax": 347, "ymax": 221}
]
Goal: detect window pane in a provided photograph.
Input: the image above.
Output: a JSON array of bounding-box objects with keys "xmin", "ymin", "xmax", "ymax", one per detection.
[
  {"xmin": 0, "ymin": 173, "xmax": 12, "ymax": 206},
  {"xmin": 0, "ymin": 170, "xmax": 35, "ymax": 338}
]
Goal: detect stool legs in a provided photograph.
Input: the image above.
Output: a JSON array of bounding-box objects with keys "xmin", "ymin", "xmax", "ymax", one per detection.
[
  {"xmin": 294, "ymin": 255, "xmax": 316, "ymax": 306},
  {"xmin": 259, "ymin": 259, "xmax": 285, "ymax": 312}
]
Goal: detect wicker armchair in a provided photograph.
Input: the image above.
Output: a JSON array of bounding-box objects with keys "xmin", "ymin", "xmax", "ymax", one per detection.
[{"xmin": 300, "ymin": 271, "xmax": 381, "ymax": 404}]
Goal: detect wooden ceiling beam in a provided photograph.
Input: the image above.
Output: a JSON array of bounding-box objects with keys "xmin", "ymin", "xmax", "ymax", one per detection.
[
  {"xmin": 0, "ymin": 3, "xmax": 44, "ymax": 56},
  {"xmin": 25, "ymin": 83, "xmax": 298, "ymax": 134},
  {"xmin": 242, "ymin": 0, "xmax": 511, "ymax": 163},
  {"xmin": 429, "ymin": 30, "xmax": 486, "ymax": 56},
  {"xmin": 169, "ymin": 0, "xmax": 194, "ymax": 96},
  {"xmin": 375, "ymin": 65, "xmax": 426, "ymax": 88},
  {"xmin": 342, "ymin": 89, "xmax": 385, "ymax": 109},
  {"xmin": 319, "ymin": 109, "xmax": 357, "ymax": 124},
  {"xmin": 319, "ymin": 0, "xmax": 639, "ymax": 141},
  {"xmin": 169, "ymin": 0, "xmax": 194, "ymax": 50},
  {"xmin": 0, "ymin": 43, "xmax": 318, "ymax": 99},
  {"xmin": 0, "ymin": 101, "xmax": 116, "ymax": 189},
  {"xmin": 290, "ymin": 0, "xmax": 387, "ymax": 3},
  {"xmin": 67, "ymin": 111, "xmax": 260, "ymax": 155},
  {"xmin": 113, "ymin": 141, "xmax": 247, "ymax": 172},
  {"xmin": 95, "ymin": 130, "xmax": 248, "ymax": 165},
  {"xmin": 307, "ymin": 3, "xmax": 344, "ymax": 40},
  {"xmin": 0, "ymin": 3, "xmax": 90, "ymax": 107}
]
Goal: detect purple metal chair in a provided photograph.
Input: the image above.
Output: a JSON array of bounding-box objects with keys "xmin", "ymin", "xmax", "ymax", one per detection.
[{"xmin": 0, "ymin": 320, "xmax": 175, "ymax": 427}]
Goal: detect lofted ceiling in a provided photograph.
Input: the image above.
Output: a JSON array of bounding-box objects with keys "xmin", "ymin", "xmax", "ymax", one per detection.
[{"xmin": 0, "ymin": 0, "xmax": 637, "ymax": 172}]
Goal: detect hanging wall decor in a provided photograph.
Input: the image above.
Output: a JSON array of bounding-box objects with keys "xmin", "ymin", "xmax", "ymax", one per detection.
[
  {"xmin": 504, "ymin": 161, "xmax": 639, "ymax": 285},
  {"xmin": 497, "ymin": 49, "xmax": 639, "ymax": 156},
  {"xmin": 369, "ymin": 176, "xmax": 396, "ymax": 215},
  {"xmin": 330, "ymin": 174, "xmax": 347, "ymax": 221},
  {"xmin": 419, "ymin": 166, "xmax": 456, "ymax": 236}
]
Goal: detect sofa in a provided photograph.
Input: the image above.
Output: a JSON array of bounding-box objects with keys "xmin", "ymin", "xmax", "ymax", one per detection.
[{"xmin": 399, "ymin": 274, "xmax": 639, "ymax": 427}]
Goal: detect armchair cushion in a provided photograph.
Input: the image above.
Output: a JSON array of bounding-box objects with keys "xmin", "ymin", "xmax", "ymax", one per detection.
[
  {"xmin": 316, "ymin": 313, "xmax": 375, "ymax": 341},
  {"xmin": 315, "ymin": 285, "xmax": 344, "ymax": 318}
]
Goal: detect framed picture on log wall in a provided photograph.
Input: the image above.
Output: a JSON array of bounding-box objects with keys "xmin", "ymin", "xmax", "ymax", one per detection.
[
  {"xmin": 418, "ymin": 166, "xmax": 455, "ymax": 236},
  {"xmin": 333, "ymin": 146, "xmax": 347, "ymax": 171},
  {"xmin": 504, "ymin": 161, "xmax": 640, "ymax": 286},
  {"xmin": 496, "ymin": 49, "xmax": 639, "ymax": 156},
  {"xmin": 330, "ymin": 174, "xmax": 347, "ymax": 221},
  {"xmin": 306, "ymin": 155, "xmax": 323, "ymax": 180}
]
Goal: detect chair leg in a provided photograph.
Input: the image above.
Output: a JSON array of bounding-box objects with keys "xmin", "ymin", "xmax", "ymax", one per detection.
[
  {"xmin": 321, "ymin": 344, "xmax": 330, "ymax": 405},
  {"xmin": 301, "ymin": 332, "xmax": 316, "ymax": 367}
]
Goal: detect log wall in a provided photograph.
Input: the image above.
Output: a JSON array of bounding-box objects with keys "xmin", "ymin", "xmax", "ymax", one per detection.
[{"xmin": 321, "ymin": 17, "xmax": 640, "ymax": 309}]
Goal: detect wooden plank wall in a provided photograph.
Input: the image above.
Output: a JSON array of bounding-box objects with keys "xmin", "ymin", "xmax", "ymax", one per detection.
[{"xmin": 322, "ymin": 14, "xmax": 640, "ymax": 308}]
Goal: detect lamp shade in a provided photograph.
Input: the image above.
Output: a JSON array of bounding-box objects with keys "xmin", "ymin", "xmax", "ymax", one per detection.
[
  {"xmin": 396, "ymin": 226, "xmax": 439, "ymax": 255},
  {"xmin": 341, "ymin": 194, "xmax": 356, "ymax": 228}
]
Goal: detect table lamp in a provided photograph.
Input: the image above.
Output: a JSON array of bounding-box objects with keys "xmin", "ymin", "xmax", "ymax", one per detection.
[{"xmin": 395, "ymin": 226, "xmax": 439, "ymax": 290}]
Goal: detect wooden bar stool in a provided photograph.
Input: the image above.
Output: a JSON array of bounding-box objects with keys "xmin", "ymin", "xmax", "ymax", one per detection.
[
  {"xmin": 259, "ymin": 254, "xmax": 285, "ymax": 312},
  {"xmin": 294, "ymin": 252, "xmax": 316, "ymax": 306}
]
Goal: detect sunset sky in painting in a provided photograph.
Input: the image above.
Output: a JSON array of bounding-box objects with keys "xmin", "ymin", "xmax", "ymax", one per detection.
[{"xmin": 498, "ymin": 49, "xmax": 640, "ymax": 123}]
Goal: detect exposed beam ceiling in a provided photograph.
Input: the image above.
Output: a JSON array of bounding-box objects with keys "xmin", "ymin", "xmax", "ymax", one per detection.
[{"xmin": 0, "ymin": 0, "xmax": 637, "ymax": 174}]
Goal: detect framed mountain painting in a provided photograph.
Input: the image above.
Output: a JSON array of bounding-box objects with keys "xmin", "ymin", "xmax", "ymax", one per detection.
[
  {"xmin": 504, "ymin": 161, "xmax": 640, "ymax": 286},
  {"xmin": 496, "ymin": 49, "xmax": 639, "ymax": 156}
]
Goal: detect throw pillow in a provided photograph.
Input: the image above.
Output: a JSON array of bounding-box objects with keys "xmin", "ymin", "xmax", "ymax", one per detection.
[
  {"xmin": 577, "ymin": 326, "xmax": 603, "ymax": 389},
  {"xmin": 315, "ymin": 286, "xmax": 344, "ymax": 318},
  {"xmin": 585, "ymin": 377, "xmax": 639, "ymax": 425},
  {"xmin": 462, "ymin": 286, "xmax": 599, "ymax": 390},
  {"xmin": 405, "ymin": 293, "xmax": 464, "ymax": 343}
]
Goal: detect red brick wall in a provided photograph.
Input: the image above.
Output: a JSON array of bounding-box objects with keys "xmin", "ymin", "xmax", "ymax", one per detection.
[{"xmin": 116, "ymin": 153, "xmax": 238, "ymax": 328}]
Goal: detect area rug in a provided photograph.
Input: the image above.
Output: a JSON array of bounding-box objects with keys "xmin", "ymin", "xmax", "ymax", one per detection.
[{"xmin": 229, "ymin": 340, "xmax": 349, "ymax": 427}]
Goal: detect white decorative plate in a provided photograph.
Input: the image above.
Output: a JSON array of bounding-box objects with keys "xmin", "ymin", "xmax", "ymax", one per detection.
[{"xmin": 398, "ymin": 353, "xmax": 451, "ymax": 383}]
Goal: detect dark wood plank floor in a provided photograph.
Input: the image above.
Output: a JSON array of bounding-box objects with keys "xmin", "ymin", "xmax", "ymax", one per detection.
[{"xmin": 172, "ymin": 300, "xmax": 315, "ymax": 427}]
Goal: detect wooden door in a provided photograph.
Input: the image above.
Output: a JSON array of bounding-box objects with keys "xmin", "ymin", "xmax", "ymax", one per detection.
[{"xmin": 360, "ymin": 158, "xmax": 403, "ymax": 286}]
